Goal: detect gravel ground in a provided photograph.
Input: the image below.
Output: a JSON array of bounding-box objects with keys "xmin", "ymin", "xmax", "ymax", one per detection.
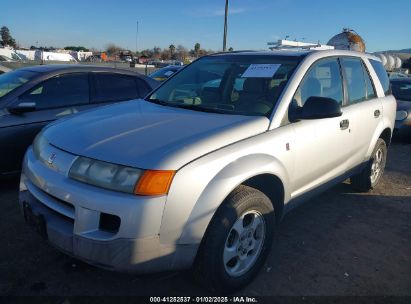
[{"xmin": 0, "ymin": 142, "xmax": 410, "ymax": 297}]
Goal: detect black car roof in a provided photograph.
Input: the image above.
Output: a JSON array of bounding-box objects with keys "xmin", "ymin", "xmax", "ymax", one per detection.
[
  {"xmin": 208, "ymin": 50, "xmax": 312, "ymax": 57},
  {"xmin": 18, "ymin": 64, "xmax": 143, "ymax": 76}
]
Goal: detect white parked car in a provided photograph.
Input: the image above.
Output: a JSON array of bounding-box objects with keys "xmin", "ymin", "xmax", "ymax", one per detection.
[{"xmin": 19, "ymin": 49, "xmax": 396, "ymax": 292}]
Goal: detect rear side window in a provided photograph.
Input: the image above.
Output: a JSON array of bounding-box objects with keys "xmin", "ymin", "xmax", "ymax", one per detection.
[
  {"xmin": 92, "ymin": 73, "xmax": 138, "ymax": 103},
  {"xmin": 369, "ymin": 59, "xmax": 391, "ymax": 95},
  {"xmin": 19, "ymin": 73, "xmax": 89, "ymax": 110},
  {"xmin": 341, "ymin": 58, "xmax": 367, "ymax": 104}
]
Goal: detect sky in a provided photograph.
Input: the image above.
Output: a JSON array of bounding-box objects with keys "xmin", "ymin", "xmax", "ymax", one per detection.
[{"xmin": 1, "ymin": 0, "xmax": 410, "ymax": 53}]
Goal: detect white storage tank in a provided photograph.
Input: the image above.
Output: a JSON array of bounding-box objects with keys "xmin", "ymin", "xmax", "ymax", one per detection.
[
  {"xmin": 395, "ymin": 56, "xmax": 402, "ymax": 69},
  {"xmin": 377, "ymin": 53, "xmax": 387, "ymax": 67},
  {"xmin": 386, "ymin": 55, "xmax": 395, "ymax": 70}
]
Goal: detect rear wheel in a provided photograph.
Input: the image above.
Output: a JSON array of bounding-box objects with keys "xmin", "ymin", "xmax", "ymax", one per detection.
[
  {"xmin": 194, "ymin": 185, "xmax": 275, "ymax": 293},
  {"xmin": 351, "ymin": 138, "xmax": 387, "ymax": 192}
]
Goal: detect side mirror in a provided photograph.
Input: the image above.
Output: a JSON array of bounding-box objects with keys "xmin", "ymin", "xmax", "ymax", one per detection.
[
  {"xmin": 8, "ymin": 102, "xmax": 36, "ymax": 114},
  {"xmin": 294, "ymin": 96, "xmax": 342, "ymax": 120}
]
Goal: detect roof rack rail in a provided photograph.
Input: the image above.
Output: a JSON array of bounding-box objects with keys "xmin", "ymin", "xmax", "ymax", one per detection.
[
  {"xmin": 210, "ymin": 50, "xmax": 257, "ymax": 56},
  {"xmin": 267, "ymin": 40, "xmax": 334, "ymax": 51}
]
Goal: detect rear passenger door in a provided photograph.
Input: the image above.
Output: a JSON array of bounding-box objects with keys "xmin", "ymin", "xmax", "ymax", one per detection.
[
  {"xmin": 339, "ymin": 57, "xmax": 382, "ymax": 168},
  {"xmin": 90, "ymin": 73, "xmax": 148, "ymax": 105}
]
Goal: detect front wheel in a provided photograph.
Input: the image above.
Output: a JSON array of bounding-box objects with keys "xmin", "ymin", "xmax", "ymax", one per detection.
[
  {"xmin": 351, "ymin": 138, "xmax": 387, "ymax": 192},
  {"xmin": 194, "ymin": 185, "xmax": 275, "ymax": 293}
]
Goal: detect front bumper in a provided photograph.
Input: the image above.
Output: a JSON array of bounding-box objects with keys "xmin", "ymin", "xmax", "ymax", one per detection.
[{"xmin": 19, "ymin": 146, "xmax": 196, "ymax": 272}]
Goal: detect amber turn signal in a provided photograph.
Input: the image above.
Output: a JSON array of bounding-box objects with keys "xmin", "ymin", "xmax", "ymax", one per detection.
[{"xmin": 134, "ymin": 170, "xmax": 175, "ymax": 196}]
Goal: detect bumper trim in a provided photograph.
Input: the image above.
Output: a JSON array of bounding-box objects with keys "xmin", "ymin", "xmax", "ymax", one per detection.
[
  {"xmin": 26, "ymin": 180, "xmax": 75, "ymax": 220},
  {"xmin": 19, "ymin": 189, "xmax": 198, "ymax": 272}
]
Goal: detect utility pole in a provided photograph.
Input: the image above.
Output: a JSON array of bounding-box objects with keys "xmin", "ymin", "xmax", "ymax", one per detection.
[
  {"xmin": 136, "ymin": 21, "xmax": 139, "ymax": 56},
  {"xmin": 223, "ymin": 0, "xmax": 228, "ymax": 52}
]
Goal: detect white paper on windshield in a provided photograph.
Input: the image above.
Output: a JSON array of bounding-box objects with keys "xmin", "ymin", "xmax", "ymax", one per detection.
[
  {"xmin": 164, "ymin": 71, "xmax": 175, "ymax": 76},
  {"xmin": 241, "ymin": 64, "xmax": 281, "ymax": 78}
]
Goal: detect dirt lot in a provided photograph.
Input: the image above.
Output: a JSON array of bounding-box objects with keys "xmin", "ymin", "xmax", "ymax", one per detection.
[{"xmin": 0, "ymin": 142, "xmax": 410, "ymax": 297}]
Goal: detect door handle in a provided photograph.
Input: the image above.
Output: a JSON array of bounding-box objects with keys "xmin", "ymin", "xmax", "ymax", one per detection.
[
  {"xmin": 374, "ymin": 109, "xmax": 381, "ymax": 118},
  {"xmin": 340, "ymin": 119, "xmax": 349, "ymax": 130}
]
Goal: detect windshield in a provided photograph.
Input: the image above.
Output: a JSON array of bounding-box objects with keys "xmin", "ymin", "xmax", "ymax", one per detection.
[
  {"xmin": 0, "ymin": 70, "xmax": 38, "ymax": 98},
  {"xmin": 147, "ymin": 55, "xmax": 301, "ymax": 116},
  {"xmin": 391, "ymin": 81, "xmax": 411, "ymax": 101}
]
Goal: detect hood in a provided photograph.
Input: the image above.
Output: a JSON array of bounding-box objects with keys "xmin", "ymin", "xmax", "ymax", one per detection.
[{"xmin": 44, "ymin": 99, "xmax": 269, "ymax": 170}]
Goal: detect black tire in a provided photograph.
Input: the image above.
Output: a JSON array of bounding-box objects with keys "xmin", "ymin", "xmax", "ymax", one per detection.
[
  {"xmin": 351, "ymin": 138, "xmax": 387, "ymax": 192},
  {"xmin": 194, "ymin": 185, "xmax": 275, "ymax": 293}
]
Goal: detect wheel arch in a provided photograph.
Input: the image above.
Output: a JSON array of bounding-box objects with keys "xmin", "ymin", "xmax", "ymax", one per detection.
[
  {"xmin": 379, "ymin": 127, "xmax": 392, "ymax": 146},
  {"xmin": 175, "ymin": 153, "xmax": 289, "ymax": 246},
  {"xmin": 366, "ymin": 125, "xmax": 392, "ymax": 159},
  {"xmin": 241, "ymin": 174, "xmax": 285, "ymax": 224}
]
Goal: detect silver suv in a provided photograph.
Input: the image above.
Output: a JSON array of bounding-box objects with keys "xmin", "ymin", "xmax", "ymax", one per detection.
[{"xmin": 19, "ymin": 50, "xmax": 396, "ymax": 292}]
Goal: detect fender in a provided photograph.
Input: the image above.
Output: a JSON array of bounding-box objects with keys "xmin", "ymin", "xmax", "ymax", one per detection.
[
  {"xmin": 159, "ymin": 123, "xmax": 296, "ymax": 246},
  {"xmin": 161, "ymin": 153, "xmax": 290, "ymax": 246}
]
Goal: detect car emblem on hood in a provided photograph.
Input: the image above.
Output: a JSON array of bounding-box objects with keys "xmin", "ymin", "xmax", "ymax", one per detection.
[{"xmin": 47, "ymin": 152, "xmax": 57, "ymax": 165}]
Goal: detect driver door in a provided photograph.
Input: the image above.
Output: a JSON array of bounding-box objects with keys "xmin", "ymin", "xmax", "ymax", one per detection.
[
  {"xmin": 0, "ymin": 72, "xmax": 91, "ymax": 174},
  {"xmin": 289, "ymin": 57, "xmax": 351, "ymax": 198}
]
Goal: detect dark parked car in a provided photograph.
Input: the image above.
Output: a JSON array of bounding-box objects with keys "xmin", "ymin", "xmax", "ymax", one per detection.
[
  {"xmin": 149, "ymin": 65, "xmax": 183, "ymax": 81},
  {"xmin": 0, "ymin": 65, "xmax": 159, "ymax": 176},
  {"xmin": 391, "ymin": 78, "xmax": 411, "ymax": 141}
]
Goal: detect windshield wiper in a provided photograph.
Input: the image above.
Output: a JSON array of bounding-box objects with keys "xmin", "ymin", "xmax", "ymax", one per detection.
[
  {"xmin": 171, "ymin": 103, "xmax": 231, "ymax": 114},
  {"xmin": 146, "ymin": 98, "xmax": 231, "ymax": 114},
  {"xmin": 145, "ymin": 98, "xmax": 170, "ymax": 106}
]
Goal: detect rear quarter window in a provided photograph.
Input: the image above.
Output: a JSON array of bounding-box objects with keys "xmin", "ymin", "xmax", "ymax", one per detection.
[{"xmin": 369, "ymin": 59, "xmax": 391, "ymax": 95}]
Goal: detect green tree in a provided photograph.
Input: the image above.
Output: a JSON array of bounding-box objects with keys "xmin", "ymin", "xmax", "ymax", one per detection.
[
  {"xmin": 153, "ymin": 46, "xmax": 161, "ymax": 59},
  {"xmin": 105, "ymin": 43, "xmax": 122, "ymax": 56},
  {"xmin": 228, "ymin": 47, "xmax": 234, "ymax": 52},
  {"xmin": 194, "ymin": 43, "xmax": 201, "ymax": 57},
  {"xmin": 176, "ymin": 45, "xmax": 188, "ymax": 61},
  {"xmin": 0, "ymin": 26, "xmax": 16, "ymax": 48},
  {"xmin": 169, "ymin": 44, "xmax": 176, "ymax": 58},
  {"xmin": 64, "ymin": 46, "xmax": 90, "ymax": 52}
]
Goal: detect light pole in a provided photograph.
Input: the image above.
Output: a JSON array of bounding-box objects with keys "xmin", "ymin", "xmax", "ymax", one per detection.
[
  {"xmin": 136, "ymin": 21, "xmax": 139, "ymax": 56},
  {"xmin": 223, "ymin": 0, "xmax": 228, "ymax": 52}
]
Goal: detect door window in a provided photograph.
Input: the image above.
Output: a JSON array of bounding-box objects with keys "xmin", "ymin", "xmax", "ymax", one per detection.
[
  {"xmin": 369, "ymin": 59, "xmax": 391, "ymax": 95},
  {"xmin": 363, "ymin": 63, "xmax": 376, "ymax": 99},
  {"xmin": 92, "ymin": 73, "xmax": 138, "ymax": 103},
  {"xmin": 292, "ymin": 58, "xmax": 344, "ymax": 107},
  {"xmin": 19, "ymin": 73, "xmax": 89, "ymax": 110},
  {"xmin": 341, "ymin": 58, "xmax": 368, "ymax": 104}
]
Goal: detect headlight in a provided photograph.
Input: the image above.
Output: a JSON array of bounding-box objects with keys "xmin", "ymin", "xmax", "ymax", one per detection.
[
  {"xmin": 396, "ymin": 110, "xmax": 408, "ymax": 121},
  {"xmin": 69, "ymin": 156, "xmax": 175, "ymax": 195},
  {"xmin": 69, "ymin": 156, "xmax": 143, "ymax": 194},
  {"xmin": 33, "ymin": 131, "xmax": 48, "ymax": 159}
]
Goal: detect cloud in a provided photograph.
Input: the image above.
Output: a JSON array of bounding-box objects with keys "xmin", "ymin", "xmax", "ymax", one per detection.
[{"xmin": 212, "ymin": 7, "xmax": 247, "ymax": 16}]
